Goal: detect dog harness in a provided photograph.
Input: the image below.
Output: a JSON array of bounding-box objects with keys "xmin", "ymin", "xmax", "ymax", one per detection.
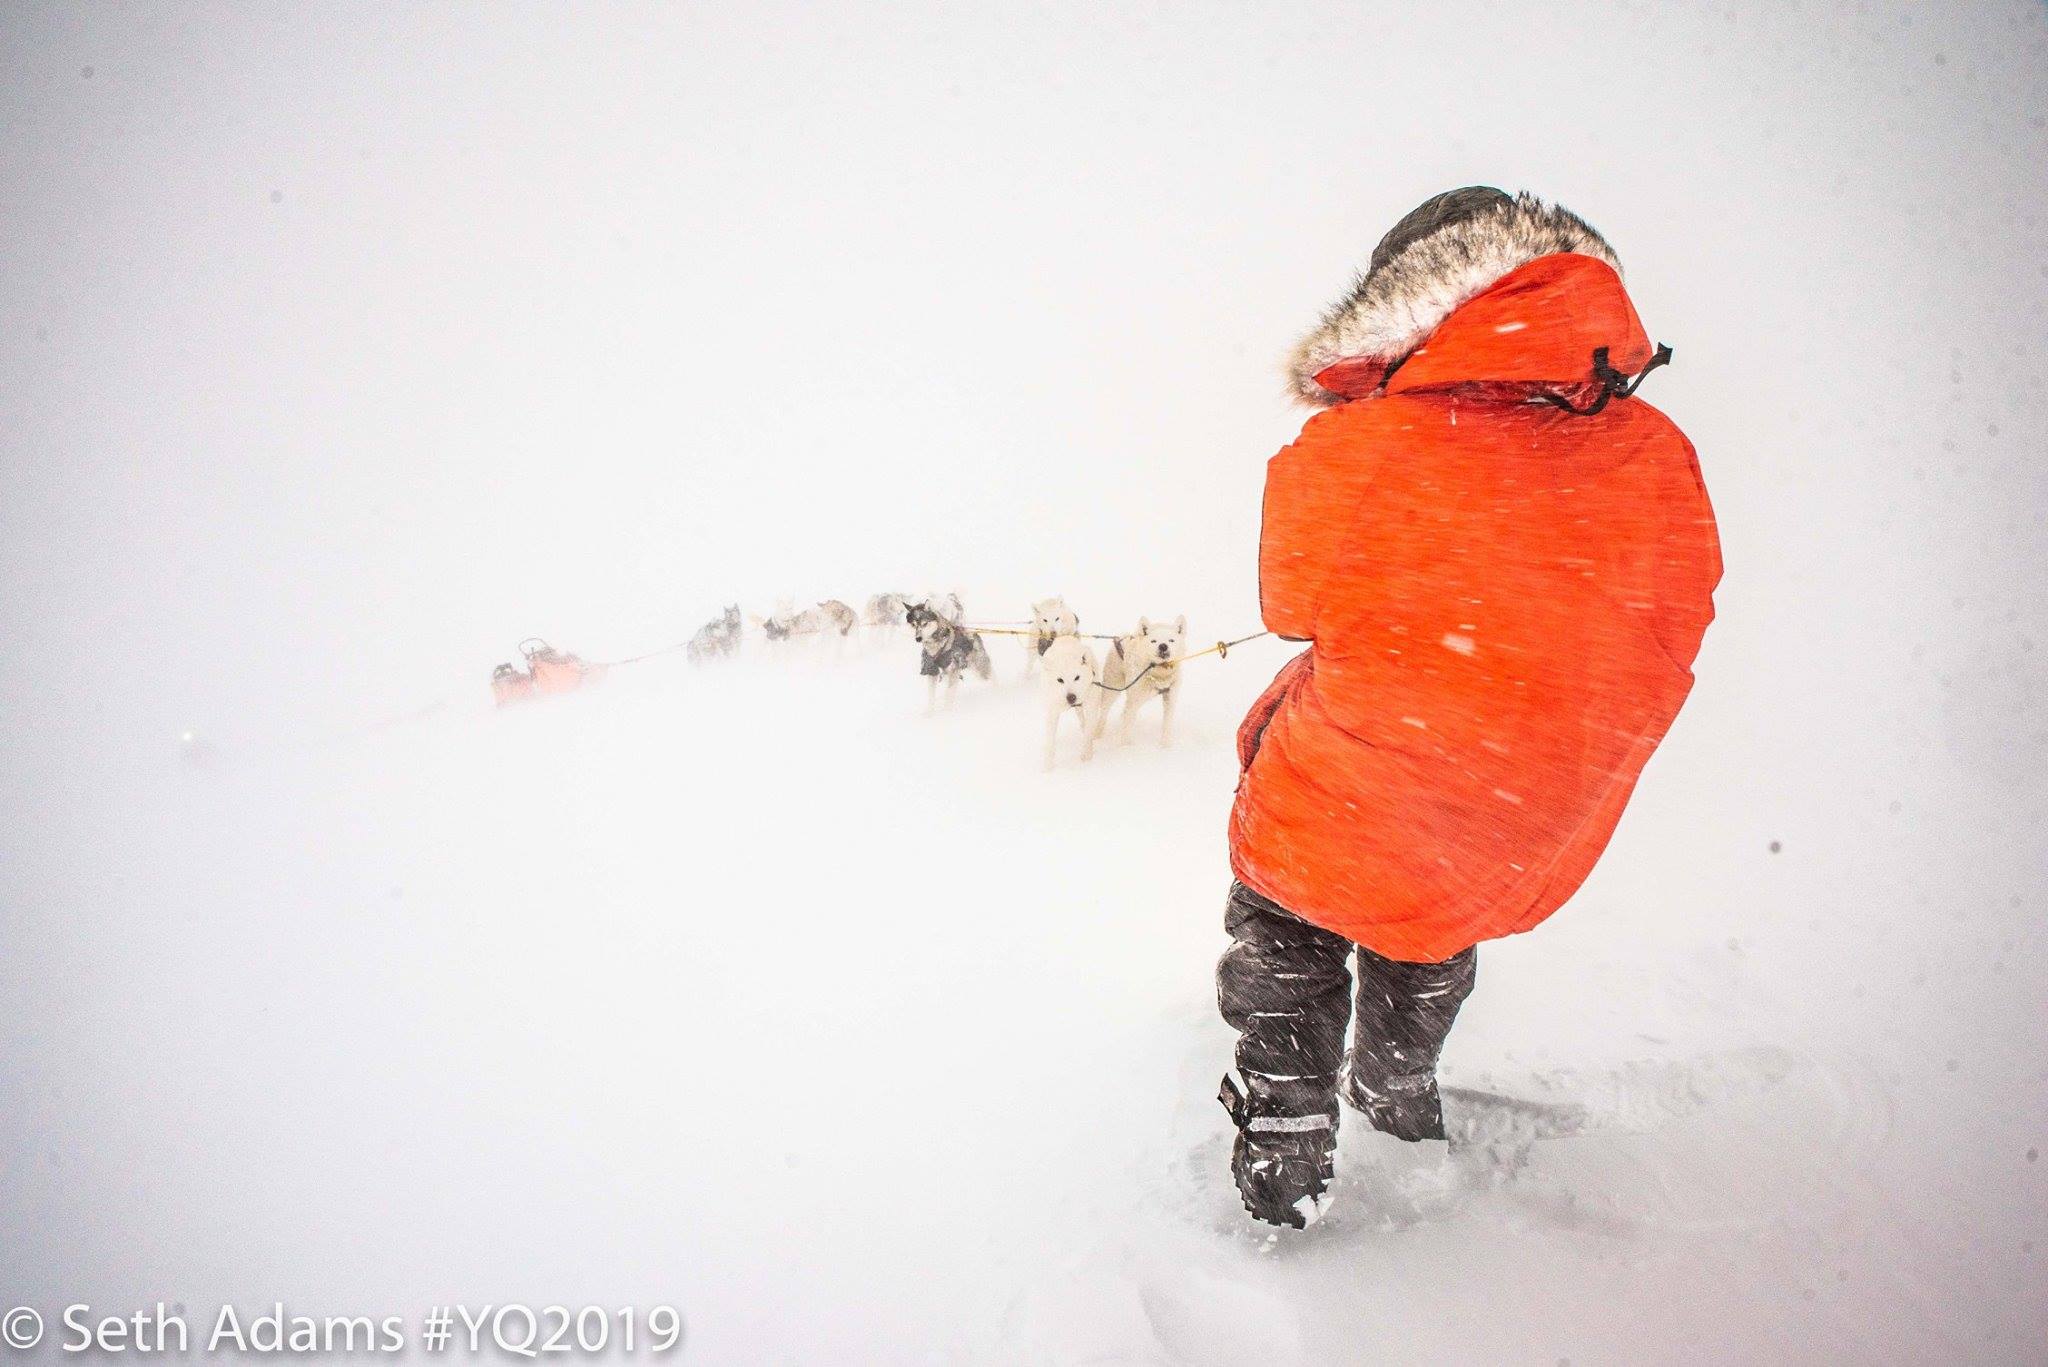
[{"xmin": 921, "ymin": 630, "xmax": 983, "ymax": 678}]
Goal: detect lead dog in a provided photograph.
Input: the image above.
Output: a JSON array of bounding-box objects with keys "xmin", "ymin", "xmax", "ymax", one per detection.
[
  {"xmin": 1096, "ymin": 615, "xmax": 1187, "ymax": 747},
  {"xmin": 1039, "ymin": 634, "xmax": 1104, "ymax": 770},
  {"xmin": 905, "ymin": 601, "xmax": 992, "ymax": 713}
]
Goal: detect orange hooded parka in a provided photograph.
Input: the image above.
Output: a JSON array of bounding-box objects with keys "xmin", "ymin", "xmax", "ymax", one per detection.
[{"xmin": 1228, "ymin": 193, "xmax": 1722, "ymax": 964}]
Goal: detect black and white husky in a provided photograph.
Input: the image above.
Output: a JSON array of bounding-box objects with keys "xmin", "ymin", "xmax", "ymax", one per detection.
[
  {"xmin": 905, "ymin": 601, "xmax": 992, "ymax": 713},
  {"xmin": 1097, "ymin": 615, "xmax": 1187, "ymax": 746},
  {"xmin": 686, "ymin": 604, "xmax": 742, "ymax": 664}
]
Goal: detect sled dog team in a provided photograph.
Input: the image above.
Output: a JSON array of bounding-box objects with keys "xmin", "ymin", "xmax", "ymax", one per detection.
[{"xmin": 680, "ymin": 592, "xmax": 1190, "ymax": 766}]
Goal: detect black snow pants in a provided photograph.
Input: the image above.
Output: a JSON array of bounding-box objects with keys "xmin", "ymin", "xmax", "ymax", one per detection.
[{"xmin": 1217, "ymin": 881, "xmax": 1477, "ymax": 1142}]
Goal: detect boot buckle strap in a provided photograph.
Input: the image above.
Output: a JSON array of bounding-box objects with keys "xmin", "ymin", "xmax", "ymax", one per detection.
[
  {"xmin": 1246, "ymin": 1113, "xmax": 1334, "ymax": 1134},
  {"xmin": 1220, "ymin": 1075, "xmax": 1335, "ymax": 1133}
]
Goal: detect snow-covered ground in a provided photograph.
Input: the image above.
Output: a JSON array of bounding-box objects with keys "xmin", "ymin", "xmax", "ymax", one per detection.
[
  {"xmin": 3, "ymin": 636, "xmax": 2042, "ymax": 1363},
  {"xmin": 4, "ymin": 2, "xmax": 2046, "ymax": 1363}
]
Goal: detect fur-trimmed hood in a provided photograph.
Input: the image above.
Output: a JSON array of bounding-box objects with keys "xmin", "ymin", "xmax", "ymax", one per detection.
[{"xmin": 1288, "ymin": 193, "xmax": 1621, "ymax": 407}]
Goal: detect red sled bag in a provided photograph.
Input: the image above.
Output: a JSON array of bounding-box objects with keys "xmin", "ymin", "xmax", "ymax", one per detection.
[{"xmin": 520, "ymin": 638, "xmax": 606, "ymax": 696}]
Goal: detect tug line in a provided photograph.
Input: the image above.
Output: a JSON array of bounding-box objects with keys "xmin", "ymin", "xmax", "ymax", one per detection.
[
  {"xmin": 489, "ymin": 617, "xmax": 1278, "ymax": 710},
  {"xmin": 1090, "ymin": 631, "xmax": 1275, "ymax": 693}
]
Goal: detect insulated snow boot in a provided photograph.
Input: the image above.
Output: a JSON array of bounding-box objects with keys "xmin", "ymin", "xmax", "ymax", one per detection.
[
  {"xmin": 1340, "ymin": 941, "xmax": 1477, "ymax": 1142},
  {"xmin": 1219, "ymin": 1073, "xmax": 1335, "ymax": 1229},
  {"xmin": 1339, "ymin": 1061, "xmax": 1449, "ymax": 1143}
]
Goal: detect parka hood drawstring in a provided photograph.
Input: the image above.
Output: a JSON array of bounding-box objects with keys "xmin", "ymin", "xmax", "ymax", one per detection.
[{"xmin": 1534, "ymin": 343, "xmax": 1674, "ymax": 416}]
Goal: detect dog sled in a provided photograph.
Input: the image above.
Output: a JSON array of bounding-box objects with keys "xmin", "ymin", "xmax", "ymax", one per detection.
[
  {"xmin": 491, "ymin": 639, "xmax": 606, "ymax": 705},
  {"xmin": 524, "ymin": 638, "xmax": 607, "ymax": 694}
]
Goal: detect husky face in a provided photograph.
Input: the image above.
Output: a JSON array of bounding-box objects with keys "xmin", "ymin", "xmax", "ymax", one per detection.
[
  {"xmin": 1031, "ymin": 597, "xmax": 1079, "ymax": 639},
  {"xmin": 1040, "ymin": 635, "xmax": 1098, "ymax": 708},
  {"xmin": 1134, "ymin": 614, "xmax": 1187, "ymax": 664},
  {"xmin": 905, "ymin": 602, "xmax": 948, "ymax": 652}
]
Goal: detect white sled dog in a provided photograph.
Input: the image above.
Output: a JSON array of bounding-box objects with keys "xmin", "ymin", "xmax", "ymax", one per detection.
[
  {"xmin": 810, "ymin": 599, "xmax": 860, "ymax": 656},
  {"xmin": 686, "ymin": 604, "xmax": 742, "ymax": 664},
  {"xmin": 1097, "ymin": 615, "xmax": 1187, "ymax": 747},
  {"xmin": 809, "ymin": 599, "xmax": 859, "ymax": 639},
  {"xmin": 906, "ymin": 600, "xmax": 992, "ymax": 713},
  {"xmin": 755, "ymin": 598, "xmax": 801, "ymax": 644},
  {"xmin": 759, "ymin": 600, "xmax": 859, "ymax": 652},
  {"xmin": 1038, "ymin": 634, "xmax": 1104, "ymax": 770},
  {"xmin": 1023, "ymin": 596, "xmax": 1080, "ymax": 677},
  {"xmin": 864, "ymin": 593, "xmax": 910, "ymax": 633}
]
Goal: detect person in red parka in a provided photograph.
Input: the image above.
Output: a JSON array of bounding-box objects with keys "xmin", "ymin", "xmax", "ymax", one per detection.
[{"xmin": 1217, "ymin": 188, "xmax": 1722, "ymax": 1227}]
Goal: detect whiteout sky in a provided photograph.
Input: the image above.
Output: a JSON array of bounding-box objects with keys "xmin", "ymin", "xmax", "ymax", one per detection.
[{"xmin": 2, "ymin": 3, "xmax": 2045, "ymax": 1364}]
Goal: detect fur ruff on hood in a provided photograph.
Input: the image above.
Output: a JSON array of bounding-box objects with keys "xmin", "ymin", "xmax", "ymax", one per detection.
[{"xmin": 1288, "ymin": 192, "xmax": 1620, "ymax": 407}]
